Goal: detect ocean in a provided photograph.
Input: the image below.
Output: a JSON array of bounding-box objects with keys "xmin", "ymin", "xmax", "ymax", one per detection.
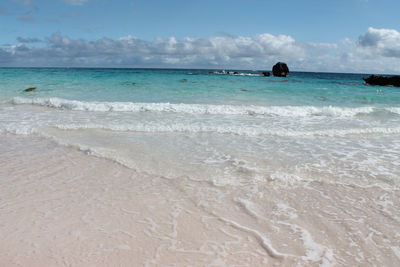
[{"xmin": 1, "ymin": 68, "xmax": 399, "ymax": 266}]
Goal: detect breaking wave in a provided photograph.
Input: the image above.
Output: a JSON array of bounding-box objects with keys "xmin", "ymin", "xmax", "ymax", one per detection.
[{"xmin": 11, "ymin": 97, "xmax": 399, "ymax": 118}]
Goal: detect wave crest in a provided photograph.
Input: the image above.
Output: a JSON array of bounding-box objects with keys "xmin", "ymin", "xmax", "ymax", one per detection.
[{"xmin": 11, "ymin": 97, "xmax": 391, "ymax": 118}]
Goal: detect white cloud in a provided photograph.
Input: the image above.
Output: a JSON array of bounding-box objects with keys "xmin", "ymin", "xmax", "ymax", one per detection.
[
  {"xmin": 3, "ymin": 32, "xmax": 308, "ymax": 68},
  {"xmin": 1, "ymin": 29, "xmax": 399, "ymax": 74},
  {"xmin": 358, "ymin": 27, "xmax": 400, "ymax": 58}
]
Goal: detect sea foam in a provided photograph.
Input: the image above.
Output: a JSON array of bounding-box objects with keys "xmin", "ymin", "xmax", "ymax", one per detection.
[
  {"xmin": 54, "ymin": 123, "xmax": 400, "ymax": 137},
  {"xmin": 11, "ymin": 97, "xmax": 395, "ymax": 118}
]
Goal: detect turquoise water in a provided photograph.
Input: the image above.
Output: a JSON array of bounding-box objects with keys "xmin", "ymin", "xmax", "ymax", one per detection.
[{"xmin": 1, "ymin": 68, "xmax": 399, "ymax": 106}]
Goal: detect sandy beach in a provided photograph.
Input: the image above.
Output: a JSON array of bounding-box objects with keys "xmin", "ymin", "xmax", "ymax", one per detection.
[
  {"xmin": 2, "ymin": 0, "xmax": 400, "ymax": 265},
  {"xmin": 1, "ymin": 134, "xmax": 399, "ymax": 266}
]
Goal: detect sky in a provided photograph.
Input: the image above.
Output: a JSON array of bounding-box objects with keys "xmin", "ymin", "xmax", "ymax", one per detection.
[{"xmin": 0, "ymin": 0, "xmax": 399, "ymax": 73}]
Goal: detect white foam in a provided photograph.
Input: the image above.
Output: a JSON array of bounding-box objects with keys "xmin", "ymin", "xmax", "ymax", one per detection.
[
  {"xmin": 387, "ymin": 107, "xmax": 400, "ymax": 115},
  {"xmin": 296, "ymin": 225, "xmax": 335, "ymax": 265},
  {"xmin": 215, "ymin": 215, "xmax": 290, "ymax": 259},
  {"xmin": 11, "ymin": 97, "xmax": 389, "ymax": 118},
  {"xmin": 233, "ymin": 198, "xmax": 335, "ymax": 265},
  {"xmin": 2, "ymin": 118, "xmax": 400, "ymax": 138},
  {"xmin": 268, "ymin": 172, "xmax": 303, "ymax": 185},
  {"xmin": 212, "ymin": 71, "xmax": 262, "ymax": 76},
  {"xmin": 0, "ymin": 125, "xmax": 38, "ymax": 135},
  {"xmin": 53, "ymin": 123, "xmax": 400, "ymax": 137}
]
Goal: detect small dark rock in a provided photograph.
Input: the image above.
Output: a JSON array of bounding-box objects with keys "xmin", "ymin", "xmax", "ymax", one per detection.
[
  {"xmin": 272, "ymin": 62, "xmax": 289, "ymax": 77},
  {"xmin": 180, "ymin": 79, "xmax": 188, "ymax": 83},
  {"xmin": 262, "ymin": 72, "xmax": 270, "ymax": 77},
  {"xmin": 233, "ymin": 72, "xmax": 239, "ymax": 75},
  {"xmin": 363, "ymin": 75, "xmax": 400, "ymax": 87},
  {"xmin": 24, "ymin": 87, "xmax": 37, "ymax": 92},
  {"xmin": 240, "ymin": 88, "xmax": 249, "ymax": 92},
  {"xmin": 121, "ymin": 81, "xmax": 136, "ymax": 86}
]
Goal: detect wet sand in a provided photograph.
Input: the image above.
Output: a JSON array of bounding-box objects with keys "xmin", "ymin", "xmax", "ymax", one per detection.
[{"xmin": 0, "ymin": 134, "xmax": 399, "ymax": 266}]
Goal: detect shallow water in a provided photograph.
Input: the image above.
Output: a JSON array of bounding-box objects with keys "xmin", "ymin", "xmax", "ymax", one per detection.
[
  {"xmin": 1, "ymin": 135, "xmax": 399, "ymax": 266},
  {"xmin": 1, "ymin": 68, "xmax": 400, "ymax": 266}
]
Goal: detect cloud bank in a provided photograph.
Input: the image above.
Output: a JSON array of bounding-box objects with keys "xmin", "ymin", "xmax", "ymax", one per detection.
[{"xmin": 1, "ymin": 28, "xmax": 400, "ymax": 73}]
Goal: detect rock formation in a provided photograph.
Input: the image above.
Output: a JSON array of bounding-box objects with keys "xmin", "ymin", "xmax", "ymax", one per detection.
[
  {"xmin": 24, "ymin": 87, "xmax": 37, "ymax": 92},
  {"xmin": 363, "ymin": 75, "xmax": 400, "ymax": 87},
  {"xmin": 262, "ymin": 72, "xmax": 270, "ymax": 76},
  {"xmin": 272, "ymin": 62, "xmax": 289, "ymax": 77}
]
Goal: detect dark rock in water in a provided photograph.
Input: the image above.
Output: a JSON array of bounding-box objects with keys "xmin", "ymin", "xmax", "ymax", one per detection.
[
  {"xmin": 262, "ymin": 71, "xmax": 270, "ymax": 77},
  {"xmin": 24, "ymin": 87, "xmax": 37, "ymax": 92},
  {"xmin": 363, "ymin": 75, "xmax": 400, "ymax": 87},
  {"xmin": 180, "ymin": 79, "xmax": 188, "ymax": 83},
  {"xmin": 121, "ymin": 81, "xmax": 136, "ymax": 86},
  {"xmin": 240, "ymin": 88, "xmax": 249, "ymax": 92},
  {"xmin": 272, "ymin": 62, "xmax": 289, "ymax": 77},
  {"xmin": 233, "ymin": 72, "xmax": 239, "ymax": 75}
]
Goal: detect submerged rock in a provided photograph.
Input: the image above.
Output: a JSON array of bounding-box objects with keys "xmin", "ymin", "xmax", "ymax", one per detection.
[
  {"xmin": 363, "ymin": 75, "xmax": 400, "ymax": 87},
  {"xmin": 272, "ymin": 62, "xmax": 289, "ymax": 77},
  {"xmin": 24, "ymin": 87, "xmax": 37, "ymax": 92},
  {"xmin": 121, "ymin": 81, "xmax": 136, "ymax": 86}
]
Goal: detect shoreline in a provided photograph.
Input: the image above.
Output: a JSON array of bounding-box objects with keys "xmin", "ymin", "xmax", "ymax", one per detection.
[{"xmin": 1, "ymin": 133, "xmax": 399, "ymax": 266}]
